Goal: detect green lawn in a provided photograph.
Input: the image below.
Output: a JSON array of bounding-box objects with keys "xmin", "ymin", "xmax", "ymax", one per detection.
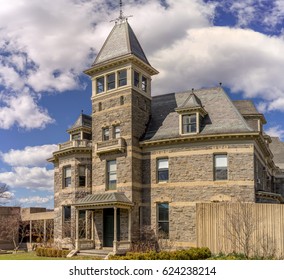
[{"xmin": 0, "ymin": 251, "xmax": 102, "ymax": 260}]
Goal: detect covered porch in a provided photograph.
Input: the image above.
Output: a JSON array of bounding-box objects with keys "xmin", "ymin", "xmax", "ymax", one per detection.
[{"xmin": 73, "ymin": 192, "xmax": 134, "ymax": 254}]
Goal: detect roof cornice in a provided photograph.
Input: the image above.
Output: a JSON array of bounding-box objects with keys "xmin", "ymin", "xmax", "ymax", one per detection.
[
  {"xmin": 140, "ymin": 132, "xmax": 260, "ymax": 147},
  {"xmin": 84, "ymin": 54, "xmax": 159, "ymax": 77}
]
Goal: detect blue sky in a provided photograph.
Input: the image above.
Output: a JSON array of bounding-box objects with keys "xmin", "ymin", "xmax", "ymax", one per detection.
[{"xmin": 1, "ymin": 0, "xmax": 284, "ymax": 208}]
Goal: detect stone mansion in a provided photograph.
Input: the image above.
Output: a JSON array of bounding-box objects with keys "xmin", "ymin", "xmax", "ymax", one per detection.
[{"xmin": 45, "ymin": 18, "xmax": 284, "ymax": 253}]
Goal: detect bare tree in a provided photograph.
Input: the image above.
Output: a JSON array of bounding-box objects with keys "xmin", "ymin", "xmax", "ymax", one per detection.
[
  {"xmin": 223, "ymin": 203, "xmax": 256, "ymax": 258},
  {"xmin": 31, "ymin": 219, "xmax": 54, "ymax": 247},
  {"xmin": 57, "ymin": 213, "xmax": 88, "ymax": 249},
  {"xmin": 0, "ymin": 184, "xmax": 11, "ymax": 205},
  {"xmin": 0, "ymin": 208, "xmax": 29, "ymax": 251}
]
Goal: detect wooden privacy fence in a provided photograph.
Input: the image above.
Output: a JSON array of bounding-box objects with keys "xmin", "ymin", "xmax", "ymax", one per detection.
[{"xmin": 196, "ymin": 203, "xmax": 284, "ymax": 257}]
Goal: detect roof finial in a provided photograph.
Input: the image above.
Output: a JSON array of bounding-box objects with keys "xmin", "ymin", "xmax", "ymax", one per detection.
[
  {"xmin": 119, "ymin": 0, "xmax": 123, "ymax": 21},
  {"xmin": 111, "ymin": 0, "xmax": 133, "ymax": 24},
  {"xmin": 81, "ymin": 109, "xmax": 84, "ymax": 115}
]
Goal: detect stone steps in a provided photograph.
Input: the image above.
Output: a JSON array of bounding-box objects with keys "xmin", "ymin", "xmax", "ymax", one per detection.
[{"xmin": 77, "ymin": 248, "xmax": 113, "ymax": 259}]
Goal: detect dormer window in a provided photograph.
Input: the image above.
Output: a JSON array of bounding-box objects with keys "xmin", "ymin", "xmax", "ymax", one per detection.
[
  {"xmin": 176, "ymin": 91, "xmax": 207, "ymax": 135},
  {"xmin": 107, "ymin": 73, "xmax": 115, "ymax": 90},
  {"xmin": 182, "ymin": 114, "xmax": 197, "ymax": 134},
  {"xmin": 118, "ymin": 70, "xmax": 127, "ymax": 87}
]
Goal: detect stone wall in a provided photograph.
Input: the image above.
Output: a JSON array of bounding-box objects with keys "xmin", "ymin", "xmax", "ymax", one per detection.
[
  {"xmin": 53, "ymin": 153, "xmax": 92, "ymax": 243},
  {"xmin": 141, "ymin": 141, "xmax": 256, "ymax": 248}
]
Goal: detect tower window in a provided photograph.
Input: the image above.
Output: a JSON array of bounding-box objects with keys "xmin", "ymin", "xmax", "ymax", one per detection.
[
  {"xmin": 79, "ymin": 166, "xmax": 86, "ymax": 187},
  {"xmin": 134, "ymin": 71, "xmax": 140, "ymax": 87},
  {"xmin": 107, "ymin": 73, "xmax": 115, "ymax": 90},
  {"xmin": 72, "ymin": 133, "xmax": 81, "ymax": 140},
  {"xmin": 142, "ymin": 76, "xmax": 147, "ymax": 92},
  {"xmin": 113, "ymin": 125, "xmax": 121, "ymax": 139},
  {"xmin": 118, "ymin": 70, "xmax": 127, "ymax": 87},
  {"xmin": 107, "ymin": 160, "xmax": 117, "ymax": 190},
  {"xmin": 63, "ymin": 166, "xmax": 71, "ymax": 188},
  {"xmin": 96, "ymin": 77, "xmax": 104, "ymax": 94},
  {"xmin": 182, "ymin": 114, "xmax": 197, "ymax": 134},
  {"xmin": 120, "ymin": 96, "xmax": 124, "ymax": 105},
  {"xmin": 102, "ymin": 128, "xmax": 110, "ymax": 141}
]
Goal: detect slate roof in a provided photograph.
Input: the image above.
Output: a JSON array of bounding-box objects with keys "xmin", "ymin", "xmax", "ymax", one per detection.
[
  {"xmin": 69, "ymin": 114, "xmax": 92, "ymax": 131},
  {"xmin": 269, "ymin": 137, "xmax": 284, "ymax": 170},
  {"xmin": 142, "ymin": 87, "xmax": 253, "ymax": 141},
  {"xmin": 233, "ymin": 100, "xmax": 260, "ymax": 115},
  {"xmin": 74, "ymin": 192, "xmax": 133, "ymax": 207},
  {"xmin": 93, "ymin": 21, "xmax": 150, "ymax": 66}
]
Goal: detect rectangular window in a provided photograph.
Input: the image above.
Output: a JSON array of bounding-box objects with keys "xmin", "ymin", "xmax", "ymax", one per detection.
[
  {"xmin": 157, "ymin": 203, "xmax": 169, "ymax": 239},
  {"xmin": 63, "ymin": 206, "xmax": 71, "ymax": 238},
  {"xmin": 118, "ymin": 70, "xmax": 127, "ymax": 87},
  {"xmin": 107, "ymin": 73, "xmax": 115, "ymax": 90},
  {"xmin": 114, "ymin": 125, "xmax": 121, "ymax": 139},
  {"xmin": 214, "ymin": 154, "xmax": 228, "ymax": 180},
  {"xmin": 134, "ymin": 71, "xmax": 140, "ymax": 87},
  {"xmin": 96, "ymin": 77, "xmax": 104, "ymax": 93},
  {"xmin": 102, "ymin": 128, "xmax": 110, "ymax": 141},
  {"xmin": 63, "ymin": 166, "xmax": 71, "ymax": 188},
  {"xmin": 107, "ymin": 160, "xmax": 117, "ymax": 190},
  {"xmin": 142, "ymin": 76, "xmax": 147, "ymax": 92},
  {"xmin": 79, "ymin": 166, "xmax": 86, "ymax": 187},
  {"xmin": 72, "ymin": 133, "xmax": 81, "ymax": 140},
  {"xmin": 182, "ymin": 114, "xmax": 197, "ymax": 134},
  {"xmin": 157, "ymin": 158, "xmax": 169, "ymax": 182}
]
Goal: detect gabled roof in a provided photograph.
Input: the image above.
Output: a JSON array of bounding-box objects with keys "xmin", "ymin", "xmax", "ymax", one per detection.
[
  {"xmin": 142, "ymin": 87, "xmax": 253, "ymax": 141},
  {"xmin": 176, "ymin": 92, "xmax": 202, "ymax": 110},
  {"xmin": 74, "ymin": 192, "xmax": 133, "ymax": 208},
  {"xmin": 93, "ymin": 21, "xmax": 150, "ymax": 66},
  {"xmin": 68, "ymin": 114, "xmax": 92, "ymax": 132},
  {"xmin": 233, "ymin": 100, "xmax": 260, "ymax": 115},
  {"xmin": 269, "ymin": 137, "xmax": 284, "ymax": 170}
]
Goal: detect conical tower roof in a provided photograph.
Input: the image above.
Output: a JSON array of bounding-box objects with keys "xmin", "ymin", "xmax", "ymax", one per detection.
[{"xmin": 93, "ymin": 21, "xmax": 150, "ymax": 66}]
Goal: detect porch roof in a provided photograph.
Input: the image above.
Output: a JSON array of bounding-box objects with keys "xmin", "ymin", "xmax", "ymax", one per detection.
[{"xmin": 73, "ymin": 192, "xmax": 134, "ymax": 209}]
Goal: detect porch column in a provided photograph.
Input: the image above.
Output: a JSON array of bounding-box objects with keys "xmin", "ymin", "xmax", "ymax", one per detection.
[
  {"xmin": 113, "ymin": 207, "xmax": 118, "ymax": 254},
  {"xmin": 75, "ymin": 208, "xmax": 79, "ymax": 250},
  {"xmin": 91, "ymin": 211, "xmax": 94, "ymax": 239},
  {"xmin": 128, "ymin": 209, "xmax": 132, "ymax": 243},
  {"xmin": 85, "ymin": 210, "xmax": 88, "ymax": 239},
  {"xmin": 29, "ymin": 220, "xmax": 32, "ymax": 243},
  {"xmin": 43, "ymin": 220, "xmax": 47, "ymax": 243},
  {"xmin": 91, "ymin": 211, "xmax": 95, "ymax": 247}
]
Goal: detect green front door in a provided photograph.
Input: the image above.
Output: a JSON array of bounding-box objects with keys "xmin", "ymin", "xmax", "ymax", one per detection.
[{"xmin": 103, "ymin": 208, "xmax": 120, "ymax": 247}]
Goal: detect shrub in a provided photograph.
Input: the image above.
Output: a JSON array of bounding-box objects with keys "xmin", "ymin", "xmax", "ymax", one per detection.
[
  {"xmin": 108, "ymin": 247, "xmax": 211, "ymax": 260},
  {"xmin": 35, "ymin": 247, "xmax": 70, "ymax": 258}
]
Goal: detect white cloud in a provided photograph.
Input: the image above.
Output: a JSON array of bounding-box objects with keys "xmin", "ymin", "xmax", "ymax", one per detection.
[
  {"xmin": 18, "ymin": 195, "xmax": 53, "ymax": 206},
  {"xmin": 1, "ymin": 144, "xmax": 57, "ymax": 167},
  {"xmin": 0, "ymin": 191, "xmax": 14, "ymax": 204},
  {"xmin": 265, "ymin": 125, "xmax": 284, "ymax": 139},
  {"xmin": 150, "ymin": 26, "xmax": 284, "ymax": 106},
  {"xmin": 0, "ymin": 167, "xmax": 54, "ymax": 191},
  {"xmin": 0, "ymin": 93, "xmax": 54, "ymax": 130},
  {"xmin": 1, "ymin": 0, "xmax": 284, "ymax": 131}
]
